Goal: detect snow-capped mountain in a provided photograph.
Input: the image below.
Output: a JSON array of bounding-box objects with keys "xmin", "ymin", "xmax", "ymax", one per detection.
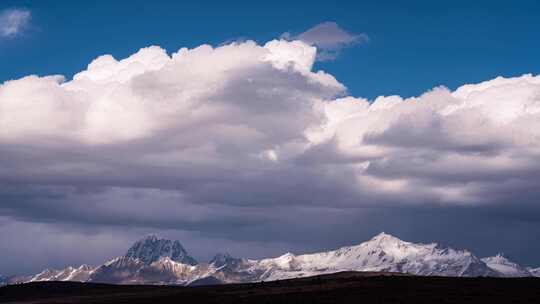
[
  {"xmin": 18, "ymin": 233, "xmax": 539, "ymax": 285},
  {"xmin": 481, "ymin": 254, "xmax": 533, "ymax": 277},
  {"xmin": 0, "ymin": 274, "xmax": 7, "ymax": 286},
  {"xmin": 125, "ymin": 234, "xmax": 197, "ymax": 265},
  {"xmin": 223, "ymin": 232, "xmax": 498, "ymax": 281},
  {"xmin": 210, "ymin": 253, "xmax": 243, "ymax": 268},
  {"xmin": 88, "ymin": 256, "xmax": 212, "ymax": 285},
  {"xmin": 85, "ymin": 235, "xmax": 204, "ymax": 284}
]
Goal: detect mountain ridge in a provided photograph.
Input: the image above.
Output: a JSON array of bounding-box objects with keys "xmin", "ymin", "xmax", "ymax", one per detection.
[{"xmin": 5, "ymin": 233, "xmax": 539, "ymax": 285}]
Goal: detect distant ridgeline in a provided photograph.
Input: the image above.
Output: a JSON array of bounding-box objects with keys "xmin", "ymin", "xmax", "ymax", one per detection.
[{"xmin": 3, "ymin": 233, "xmax": 539, "ymax": 286}]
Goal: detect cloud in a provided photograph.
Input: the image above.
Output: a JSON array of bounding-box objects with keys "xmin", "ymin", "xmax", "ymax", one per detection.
[
  {"xmin": 1, "ymin": 40, "xmax": 540, "ymax": 210},
  {"xmin": 309, "ymin": 75, "xmax": 540, "ymax": 205},
  {"xmin": 1, "ymin": 39, "xmax": 540, "ymax": 272},
  {"xmin": 283, "ymin": 22, "xmax": 369, "ymax": 61},
  {"xmin": 0, "ymin": 8, "xmax": 31, "ymax": 38}
]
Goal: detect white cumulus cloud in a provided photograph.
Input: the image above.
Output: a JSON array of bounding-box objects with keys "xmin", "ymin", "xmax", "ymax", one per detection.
[{"xmin": 0, "ymin": 39, "xmax": 540, "ymax": 242}]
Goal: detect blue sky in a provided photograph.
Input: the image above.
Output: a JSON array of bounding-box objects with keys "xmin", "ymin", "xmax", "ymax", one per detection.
[
  {"xmin": 2, "ymin": 0, "xmax": 540, "ymax": 99},
  {"xmin": 1, "ymin": 1, "xmax": 540, "ymax": 275}
]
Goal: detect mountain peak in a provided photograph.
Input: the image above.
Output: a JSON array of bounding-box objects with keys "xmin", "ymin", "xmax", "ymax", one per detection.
[
  {"xmin": 142, "ymin": 234, "xmax": 159, "ymax": 241},
  {"xmin": 481, "ymin": 254, "xmax": 532, "ymax": 277},
  {"xmin": 211, "ymin": 252, "xmax": 232, "ymax": 260},
  {"xmin": 210, "ymin": 253, "xmax": 242, "ymax": 268},
  {"xmin": 125, "ymin": 235, "xmax": 197, "ymax": 265},
  {"xmin": 369, "ymin": 232, "xmax": 403, "ymax": 243},
  {"xmin": 483, "ymin": 253, "xmax": 512, "ymax": 264},
  {"xmin": 22, "ymin": 232, "xmax": 533, "ymax": 285}
]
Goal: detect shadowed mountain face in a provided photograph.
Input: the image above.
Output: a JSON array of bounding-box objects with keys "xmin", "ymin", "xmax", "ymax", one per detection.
[
  {"xmin": 125, "ymin": 235, "xmax": 197, "ymax": 266},
  {"xmin": 209, "ymin": 253, "xmax": 243, "ymax": 268},
  {"xmin": 8, "ymin": 233, "xmax": 540, "ymax": 286}
]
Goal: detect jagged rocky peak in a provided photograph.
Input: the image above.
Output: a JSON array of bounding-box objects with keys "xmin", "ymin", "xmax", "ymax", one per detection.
[
  {"xmin": 125, "ymin": 234, "xmax": 198, "ymax": 265},
  {"xmin": 210, "ymin": 253, "xmax": 242, "ymax": 268}
]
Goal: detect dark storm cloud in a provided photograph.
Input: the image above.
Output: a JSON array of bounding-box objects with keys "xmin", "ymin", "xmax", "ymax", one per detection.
[{"xmin": 0, "ymin": 185, "xmax": 266, "ymax": 232}]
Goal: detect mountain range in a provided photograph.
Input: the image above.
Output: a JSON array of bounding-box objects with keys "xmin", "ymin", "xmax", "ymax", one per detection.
[{"xmin": 1, "ymin": 233, "xmax": 539, "ymax": 286}]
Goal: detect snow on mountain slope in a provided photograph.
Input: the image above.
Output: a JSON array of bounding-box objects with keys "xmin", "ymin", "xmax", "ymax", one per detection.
[
  {"xmin": 528, "ymin": 267, "xmax": 540, "ymax": 277},
  {"xmin": 87, "ymin": 256, "xmax": 146, "ymax": 284},
  {"xmin": 230, "ymin": 232, "xmax": 498, "ymax": 281},
  {"xmin": 88, "ymin": 256, "xmax": 215, "ymax": 285},
  {"xmin": 208, "ymin": 254, "xmax": 264, "ymax": 284},
  {"xmin": 125, "ymin": 234, "xmax": 197, "ymax": 265},
  {"xmin": 87, "ymin": 236, "xmax": 208, "ymax": 284},
  {"xmin": 136, "ymin": 257, "xmax": 214, "ymax": 285},
  {"xmin": 28, "ymin": 264, "xmax": 96, "ymax": 282},
  {"xmin": 23, "ymin": 232, "xmax": 536, "ymax": 285},
  {"xmin": 481, "ymin": 254, "xmax": 532, "ymax": 277},
  {"xmin": 24, "ymin": 235, "xmax": 201, "ymax": 284}
]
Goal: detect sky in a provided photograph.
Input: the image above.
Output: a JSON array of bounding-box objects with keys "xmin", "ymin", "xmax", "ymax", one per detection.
[{"xmin": 1, "ymin": 0, "xmax": 540, "ymax": 275}]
